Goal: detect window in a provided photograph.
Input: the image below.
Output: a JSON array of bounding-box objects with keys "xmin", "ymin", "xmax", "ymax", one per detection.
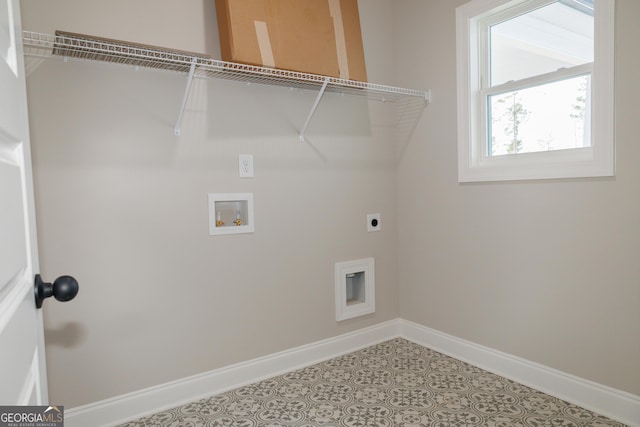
[{"xmin": 456, "ymin": 0, "xmax": 614, "ymax": 182}]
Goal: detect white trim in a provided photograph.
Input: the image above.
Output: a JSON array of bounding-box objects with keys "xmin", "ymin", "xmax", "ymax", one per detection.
[
  {"xmin": 399, "ymin": 319, "xmax": 640, "ymax": 427},
  {"xmin": 456, "ymin": 0, "xmax": 615, "ymax": 182},
  {"xmin": 335, "ymin": 258, "xmax": 376, "ymax": 321},
  {"xmin": 591, "ymin": 0, "xmax": 616, "ymax": 177},
  {"xmin": 482, "ymin": 63, "xmax": 593, "ymax": 97},
  {"xmin": 208, "ymin": 193, "xmax": 255, "ymax": 235},
  {"xmin": 64, "ymin": 318, "xmax": 640, "ymax": 427},
  {"xmin": 0, "ymin": 269, "xmax": 30, "ymax": 333},
  {"xmin": 64, "ymin": 320, "xmax": 400, "ymax": 427}
]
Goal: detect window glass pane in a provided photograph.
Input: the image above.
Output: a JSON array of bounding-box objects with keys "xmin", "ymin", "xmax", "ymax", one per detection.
[
  {"xmin": 490, "ymin": 1, "xmax": 593, "ymax": 86},
  {"xmin": 488, "ymin": 74, "xmax": 590, "ymax": 156}
]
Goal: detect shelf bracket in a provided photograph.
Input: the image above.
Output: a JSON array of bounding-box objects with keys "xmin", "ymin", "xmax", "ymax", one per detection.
[
  {"xmin": 174, "ymin": 58, "xmax": 197, "ymax": 136},
  {"xmin": 299, "ymin": 78, "xmax": 330, "ymax": 142}
]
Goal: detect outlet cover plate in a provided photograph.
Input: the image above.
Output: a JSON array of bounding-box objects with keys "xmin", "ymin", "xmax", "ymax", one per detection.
[
  {"xmin": 367, "ymin": 213, "xmax": 381, "ymax": 232},
  {"xmin": 239, "ymin": 154, "xmax": 253, "ymax": 178}
]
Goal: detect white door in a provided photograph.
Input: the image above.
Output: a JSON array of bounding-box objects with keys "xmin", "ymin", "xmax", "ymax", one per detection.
[{"xmin": 0, "ymin": 0, "xmax": 49, "ymax": 405}]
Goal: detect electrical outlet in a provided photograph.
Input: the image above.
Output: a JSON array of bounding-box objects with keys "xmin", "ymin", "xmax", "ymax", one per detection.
[
  {"xmin": 239, "ymin": 154, "xmax": 253, "ymax": 178},
  {"xmin": 367, "ymin": 213, "xmax": 381, "ymax": 232}
]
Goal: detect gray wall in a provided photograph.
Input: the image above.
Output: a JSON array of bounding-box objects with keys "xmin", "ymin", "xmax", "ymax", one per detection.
[
  {"xmin": 21, "ymin": 0, "xmax": 639, "ymax": 409},
  {"xmin": 395, "ymin": 0, "xmax": 640, "ymax": 397},
  {"xmin": 22, "ymin": 0, "xmax": 399, "ymax": 407}
]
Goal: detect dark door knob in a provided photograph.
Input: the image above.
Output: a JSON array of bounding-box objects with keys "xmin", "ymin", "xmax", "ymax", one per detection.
[{"xmin": 34, "ymin": 274, "xmax": 79, "ymax": 309}]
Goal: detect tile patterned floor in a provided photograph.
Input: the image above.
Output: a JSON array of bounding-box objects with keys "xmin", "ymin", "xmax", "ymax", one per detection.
[{"xmin": 118, "ymin": 338, "xmax": 627, "ymax": 426}]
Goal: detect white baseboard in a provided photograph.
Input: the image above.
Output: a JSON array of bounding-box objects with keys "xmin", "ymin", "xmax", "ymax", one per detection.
[
  {"xmin": 65, "ymin": 318, "xmax": 640, "ymax": 427},
  {"xmin": 398, "ymin": 318, "xmax": 640, "ymax": 427},
  {"xmin": 65, "ymin": 320, "xmax": 400, "ymax": 427}
]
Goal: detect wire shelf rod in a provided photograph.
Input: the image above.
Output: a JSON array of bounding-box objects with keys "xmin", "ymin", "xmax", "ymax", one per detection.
[
  {"xmin": 22, "ymin": 30, "xmax": 431, "ymax": 138},
  {"xmin": 23, "ymin": 31, "xmax": 428, "ymax": 102}
]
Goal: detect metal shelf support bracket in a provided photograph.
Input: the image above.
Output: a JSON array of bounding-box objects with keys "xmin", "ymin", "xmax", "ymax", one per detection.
[
  {"xmin": 425, "ymin": 89, "xmax": 432, "ymax": 105},
  {"xmin": 299, "ymin": 78, "xmax": 330, "ymax": 142},
  {"xmin": 174, "ymin": 58, "xmax": 197, "ymax": 136}
]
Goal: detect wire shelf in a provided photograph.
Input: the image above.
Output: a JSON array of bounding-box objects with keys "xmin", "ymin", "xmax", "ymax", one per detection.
[{"xmin": 22, "ymin": 30, "xmax": 430, "ymax": 138}]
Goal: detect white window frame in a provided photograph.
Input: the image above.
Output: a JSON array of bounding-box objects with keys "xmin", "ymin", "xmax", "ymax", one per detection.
[{"xmin": 456, "ymin": 0, "xmax": 615, "ymax": 182}]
